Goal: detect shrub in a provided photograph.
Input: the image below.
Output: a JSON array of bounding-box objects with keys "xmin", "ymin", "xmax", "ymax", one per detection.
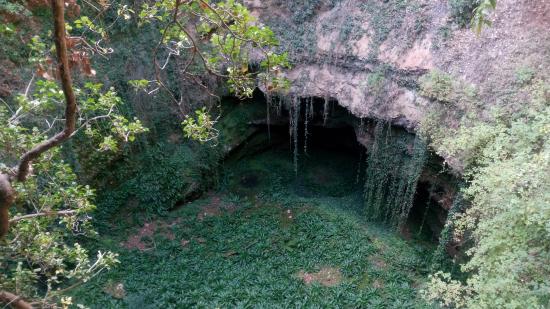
[
  {"xmin": 419, "ymin": 70, "xmax": 454, "ymax": 104},
  {"xmin": 422, "ymin": 80, "xmax": 550, "ymax": 308},
  {"xmin": 449, "ymin": 0, "xmax": 480, "ymax": 27},
  {"xmin": 515, "ymin": 66, "xmax": 535, "ymax": 86}
]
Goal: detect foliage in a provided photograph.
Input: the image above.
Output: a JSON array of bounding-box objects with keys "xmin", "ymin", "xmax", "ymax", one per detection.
[
  {"xmin": 449, "ymin": 0, "xmax": 480, "ymax": 27},
  {"xmin": 422, "ymin": 79, "xmax": 550, "ymax": 307},
  {"xmin": 419, "ymin": 69, "xmax": 478, "ymax": 109},
  {"xmin": 449, "ymin": 0, "xmax": 496, "ymax": 33},
  {"xmin": 272, "ymin": 0, "xmax": 342, "ymax": 24},
  {"xmin": 1, "ymin": 81, "xmax": 146, "ymax": 165},
  {"xmin": 1, "ymin": 0, "xmax": 291, "ymax": 307},
  {"xmin": 0, "ymin": 0, "xmax": 30, "ymax": 16},
  {"xmin": 363, "ymin": 121, "xmax": 428, "ymax": 230},
  {"xmin": 95, "ymin": 98, "xmax": 265, "ymax": 216},
  {"xmin": 358, "ymin": 0, "xmax": 408, "ymax": 57},
  {"xmin": 0, "ymin": 22, "xmax": 28, "ymax": 63},
  {"xmin": 137, "ymin": 0, "xmax": 290, "ymax": 100},
  {"xmin": 419, "ymin": 70, "xmax": 454, "ymax": 103},
  {"xmin": 97, "ymin": 141, "xmax": 220, "ymax": 216},
  {"xmin": 0, "ymin": 16, "xmax": 145, "ymax": 306},
  {"xmin": 130, "ymin": 0, "xmax": 291, "ymax": 144},
  {"xmin": 471, "ymin": 0, "xmax": 497, "ymax": 34},
  {"xmin": 515, "ymin": 66, "xmax": 535, "ymax": 86},
  {"xmin": 0, "ymin": 79, "xmax": 143, "ymax": 304},
  {"xmin": 182, "ymin": 107, "xmax": 219, "ymax": 143},
  {"xmin": 70, "ymin": 140, "xmax": 433, "ymax": 308},
  {"xmin": 366, "ymin": 68, "xmax": 388, "ymax": 100},
  {"xmin": 430, "ymin": 192, "xmax": 467, "ymax": 270},
  {"xmin": 432, "ymin": 25, "xmax": 453, "ymax": 50},
  {"xmin": 267, "ymin": 21, "xmax": 317, "ymax": 61},
  {"xmin": 0, "ymin": 147, "xmax": 119, "ymax": 306}
]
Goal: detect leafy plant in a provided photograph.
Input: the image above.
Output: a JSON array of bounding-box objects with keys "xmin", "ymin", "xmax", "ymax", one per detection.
[
  {"xmin": 449, "ymin": 0, "xmax": 480, "ymax": 27},
  {"xmin": 422, "ymin": 79, "xmax": 550, "ymax": 308},
  {"xmin": 363, "ymin": 121, "xmax": 428, "ymax": 230},
  {"xmin": 70, "ymin": 139, "xmax": 433, "ymax": 308},
  {"xmin": 419, "ymin": 70, "xmax": 454, "ymax": 104},
  {"xmin": 471, "ymin": 0, "xmax": 497, "ymax": 34},
  {"xmin": 515, "ymin": 66, "xmax": 535, "ymax": 86},
  {"xmin": 181, "ymin": 108, "xmax": 219, "ymax": 144}
]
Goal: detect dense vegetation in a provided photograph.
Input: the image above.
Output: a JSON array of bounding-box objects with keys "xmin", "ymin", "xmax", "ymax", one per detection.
[
  {"xmin": 2, "ymin": 0, "xmax": 549, "ymax": 308},
  {"xmin": 0, "ymin": 0, "xmax": 288, "ymax": 307},
  {"xmin": 420, "ymin": 72, "xmax": 549, "ymax": 307},
  {"xmin": 69, "ymin": 130, "xmax": 434, "ymax": 308}
]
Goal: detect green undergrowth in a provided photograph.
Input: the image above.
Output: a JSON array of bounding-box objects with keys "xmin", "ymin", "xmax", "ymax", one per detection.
[
  {"xmin": 94, "ymin": 98, "xmax": 265, "ymax": 218},
  {"xmin": 71, "ymin": 138, "xmax": 435, "ymax": 308}
]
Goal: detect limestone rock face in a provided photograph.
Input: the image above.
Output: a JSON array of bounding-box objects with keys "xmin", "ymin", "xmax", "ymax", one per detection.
[{"xmin": 246, "ymin": 0, "xmax": 550, "ymax": 130}]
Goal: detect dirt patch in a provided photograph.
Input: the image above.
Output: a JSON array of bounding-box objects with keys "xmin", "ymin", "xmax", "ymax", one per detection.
[
  {"xmin": 123, "ymin": 219, "xmax": 181, "ymax": 251},
  {"xmin": 194, "ymin": 237, "xmax": 207, "ymax": 244},
  {"xmin": 103, "ymin": 282, "xmax": 126, "ymax": 299},
  {"xmin": 197, "ymin": 195, "xmax": 236, "ymax": 220},
  {"xmin": 181, "ymin": 239, "xmax": 190, "ymax": 247},
  {"xmin": 297, "ymin": 267, "xmax": 343, "ymax": 287},
  {"xmin": 123, "ymin": 222, "xmax": 157, "ymax": 251},
  {"xmin": 369, "ymin": 256, "xmax": 388, "ymax": 269}
]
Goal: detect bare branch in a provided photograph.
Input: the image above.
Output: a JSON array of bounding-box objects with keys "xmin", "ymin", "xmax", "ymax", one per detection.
[
  {"xmin": 9, "ymin": 210, "xmax": 77, "ymax": 224},
  {"xmin": 23, "ymin": 74, "xmax": 35, "ymax": 98}
]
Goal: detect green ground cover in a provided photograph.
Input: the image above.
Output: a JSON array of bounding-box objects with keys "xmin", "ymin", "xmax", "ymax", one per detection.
[{"xmin": 72, "ymin": 139, "xmax": 434, "ymax": 308}]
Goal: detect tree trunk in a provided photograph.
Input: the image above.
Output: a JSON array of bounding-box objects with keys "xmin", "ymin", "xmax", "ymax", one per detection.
[
  {"xmin": 0, "ymin": 0, "xmax": 77, "ymax": 238},
  {"xmin": 0, "ymin": 174, "xmax": 15, "ymax": 237}
]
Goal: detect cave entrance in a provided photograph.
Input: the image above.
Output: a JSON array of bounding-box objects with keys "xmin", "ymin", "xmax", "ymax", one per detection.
[{"xmin": 222, "ymin": 92, "xmax": 448, "ymax": 241}]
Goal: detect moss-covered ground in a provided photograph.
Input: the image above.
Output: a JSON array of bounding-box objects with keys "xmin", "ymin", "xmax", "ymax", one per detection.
[{"xmin": 72, "ymin": 135, "xmax": 435, "ymax": 308}]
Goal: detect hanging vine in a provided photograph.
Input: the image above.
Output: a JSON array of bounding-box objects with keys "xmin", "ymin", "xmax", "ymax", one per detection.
[
  {"xmin": 430, "ymin": 191, "xmax": 467, "ymax": 270},
  {"xmin": 289, "ymin": 96, "xmax": 300, "ymax": 176},
  {"xmin": 363, "ymin": 120, "xmax": 428, "ymax": 230}
]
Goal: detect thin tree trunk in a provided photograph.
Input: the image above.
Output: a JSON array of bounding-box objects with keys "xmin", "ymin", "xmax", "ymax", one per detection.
[
  {"xmin": 0, "ymin": 174, "xmax": 15, "ymax": 237},
  {"xmin": 0, "ymin": 0, "xmax": 77, "ymax": 238}
]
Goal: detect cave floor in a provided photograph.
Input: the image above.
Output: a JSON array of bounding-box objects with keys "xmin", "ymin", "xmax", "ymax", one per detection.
[{"xmin": 71, "ymin": 146, "xmax": 435, "ymax": 308}]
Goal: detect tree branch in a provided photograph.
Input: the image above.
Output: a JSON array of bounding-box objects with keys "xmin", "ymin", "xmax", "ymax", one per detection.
[
  {"xmin": 16, "ymin": 0, "xmax": 77, "ymax": 183},
  {"xmin": 0, "ymin": 0, "xmax": 78, "ymax": 238},
  {"xmin": 9, "ymin": 210, "xmax": 78, "ymax": 224},
  {"xmin": 0, "ymin": 291, "xmax": 32, "ymax": 309}
]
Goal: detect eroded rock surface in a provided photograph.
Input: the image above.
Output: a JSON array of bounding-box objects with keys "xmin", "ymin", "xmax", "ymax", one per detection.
[{"xmin": 246, "ymin": 0, "xmax": 550, "ymax": 131}]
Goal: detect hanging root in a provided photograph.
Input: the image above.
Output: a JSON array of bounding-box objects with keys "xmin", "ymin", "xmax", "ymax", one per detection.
[{"xmin": 363, "ymin": 121, "xmax": 427, "ymax": 230}]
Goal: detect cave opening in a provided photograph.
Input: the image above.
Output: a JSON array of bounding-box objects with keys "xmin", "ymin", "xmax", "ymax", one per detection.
[{"xmin": 222, "ymin": 92, "xmax": 449, "ymax": 241}]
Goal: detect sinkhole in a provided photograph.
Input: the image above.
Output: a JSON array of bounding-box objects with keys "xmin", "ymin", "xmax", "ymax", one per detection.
[{"xmin": 222, "ymin": 92, "xmax": 454, "ymax": 241}]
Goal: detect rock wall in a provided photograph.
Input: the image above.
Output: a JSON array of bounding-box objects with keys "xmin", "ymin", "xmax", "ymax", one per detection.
[{"xmin": 246, "ymin": 0, "xmax": 550, "ymax": 130}]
